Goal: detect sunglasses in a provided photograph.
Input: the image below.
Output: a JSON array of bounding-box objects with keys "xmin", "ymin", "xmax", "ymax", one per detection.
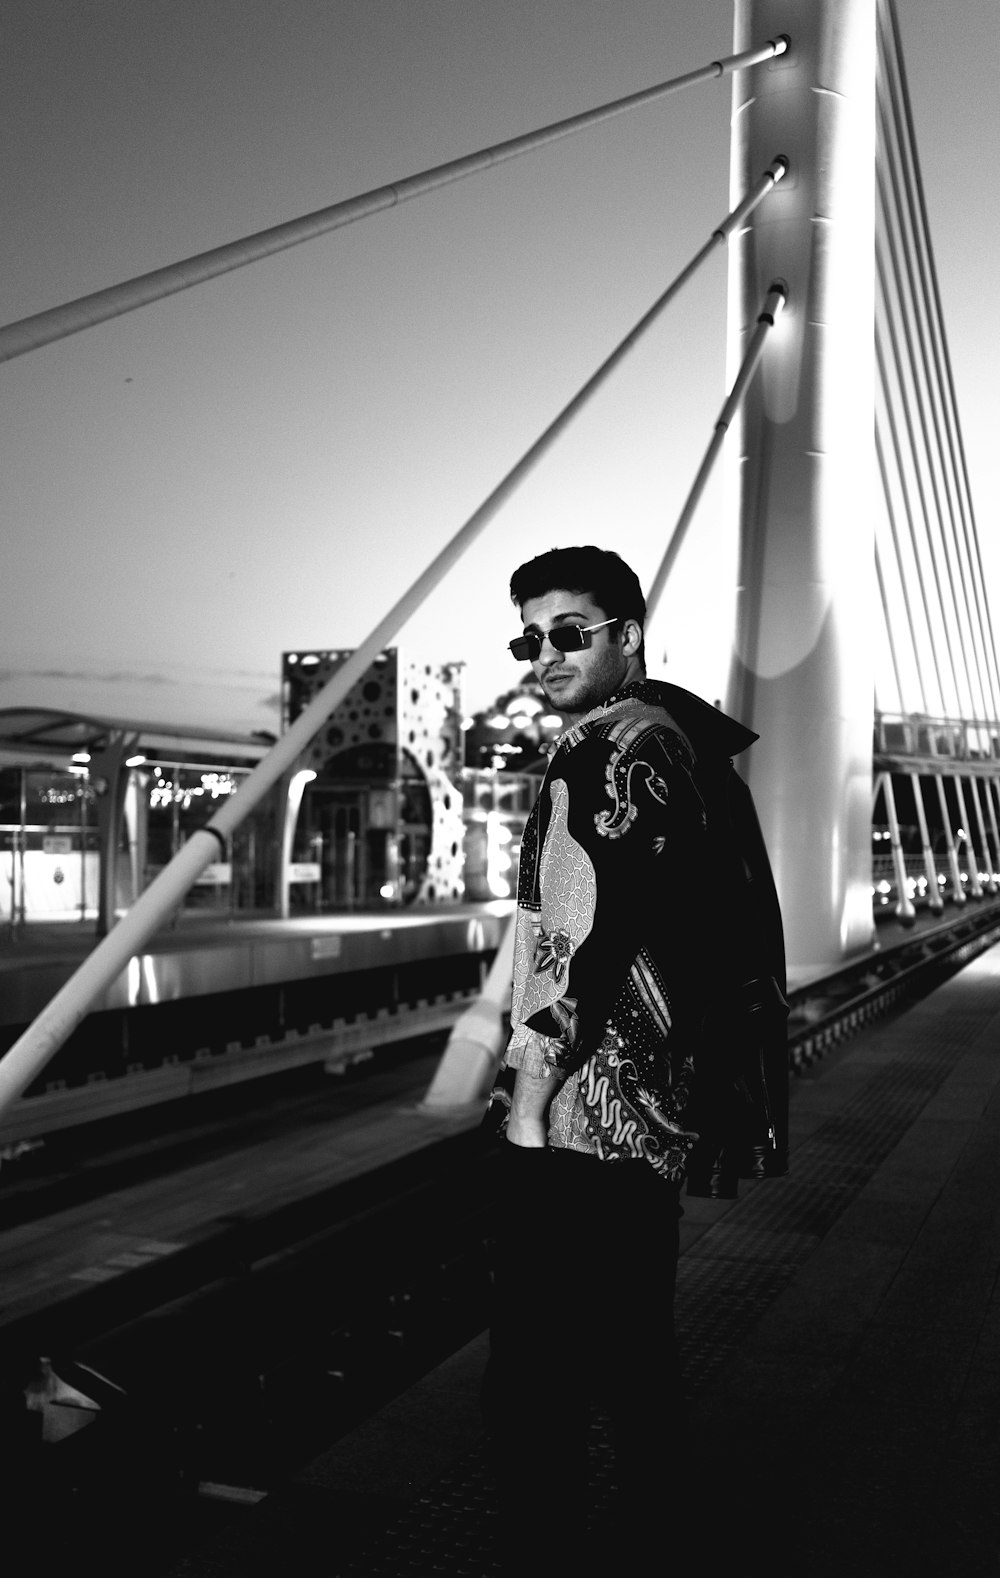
[{"xmin": 507, "ymin": 617, "xmax": 619, "ymax": 663}]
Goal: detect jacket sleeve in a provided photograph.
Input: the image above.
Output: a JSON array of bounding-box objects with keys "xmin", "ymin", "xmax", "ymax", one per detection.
[
  {"xmin": 520, "ymin": 723, "xmax": 704, "ymax": 1073},
  {"xmin": 684, "ymin": 764, "xmax": 790, "ymax": 1195}
]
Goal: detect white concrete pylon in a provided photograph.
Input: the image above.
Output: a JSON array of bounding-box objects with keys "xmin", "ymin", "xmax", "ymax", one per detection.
[{"xmin": 726, "ymin": 0, "xmax": 877, "ymax": 971}]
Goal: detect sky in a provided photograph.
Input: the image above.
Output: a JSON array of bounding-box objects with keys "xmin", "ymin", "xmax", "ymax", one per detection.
[{"xmin": 2, "ymin": 0, "xmax": 998, "ymax": 740}]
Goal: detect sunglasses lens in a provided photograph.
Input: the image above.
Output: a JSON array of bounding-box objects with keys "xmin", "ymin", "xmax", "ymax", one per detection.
[
  {"xmin": 508, "ymin": 635, "xmax": 539, "ymax": 661},
  {"xmin": 549, "ymin": 627, "xmax": 585, "ymax": 653}
]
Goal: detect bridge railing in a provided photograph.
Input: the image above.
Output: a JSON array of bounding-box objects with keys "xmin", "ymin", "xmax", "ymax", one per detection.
[
  {"xmin": 875, "ymin": 712, "xmax": 1000, "ymax": 763},
  {"xmin": 872, "ymin": 850, "xmax": 972, "ymax": 910}
]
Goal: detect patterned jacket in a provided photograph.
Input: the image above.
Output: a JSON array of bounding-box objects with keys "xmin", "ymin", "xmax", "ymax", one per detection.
[{"xmin": 501, "ymin": 678, "xmax": 787, "ymax": 1188}]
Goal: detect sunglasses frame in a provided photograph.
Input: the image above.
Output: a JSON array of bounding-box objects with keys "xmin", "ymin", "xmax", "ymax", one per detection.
[{"xmin": 507, "ymin": 616, "xmax": 619, "ymax": 662}]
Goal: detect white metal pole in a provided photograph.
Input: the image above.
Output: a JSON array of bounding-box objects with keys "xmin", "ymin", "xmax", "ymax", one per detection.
[
  {"xmin": 646, "ymin": 278, "xmax": 786, "ymax": 621},
  {"xmin": 0, "ymin": 40, "xmax": 786, "ymax": 365},
  {"xmin": 909, "ymin": 771, "xmax": 943, "ymax": 912},
  {"xmin": 954, "ymin": 777, "xmax": 983, "ymax": 899},
  {"xmin": 419, "ymin": 914, "xmax": 516, "ymax": 1111},
  {"xmin": 881, "ymin": 771, "xmax": 915, "ymax": 923},
  {"xmin": 971, "ymin": 773, "xmax": 996, "ymax": 889},
  {"xmin": 935, "ymin": 775, "xmax": 966, "ymax": 905},
  {"xmin": 967, "ymin": 777, "xmax": 997, "ymax": 894},
  {"xmin": 0, "ymin": 169, "xmax": 787, "ymax": 1118},
  {"xmin": 279, "ymin": 770, "xmax": 316, "ymax": 920}
]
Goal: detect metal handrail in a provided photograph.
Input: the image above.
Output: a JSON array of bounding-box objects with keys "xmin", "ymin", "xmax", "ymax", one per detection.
[{"xmin": 875, "ymin": 711, "xmax": 1000, "ymax": 761}]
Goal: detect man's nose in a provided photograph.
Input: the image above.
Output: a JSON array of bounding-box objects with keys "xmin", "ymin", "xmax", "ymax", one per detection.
[{"xmin": 538, "ymin": 632, "xmax": 563, "ymax": 661}]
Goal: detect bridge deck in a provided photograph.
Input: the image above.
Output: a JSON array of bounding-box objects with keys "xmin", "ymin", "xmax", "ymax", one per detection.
[
  {"xmin": 163, "ymin": 940, "xmax": 1000, "ymax": 1576},
  {"xmin": 3, "ymin": 931, "xmax": 998, "ymax": 1573}
]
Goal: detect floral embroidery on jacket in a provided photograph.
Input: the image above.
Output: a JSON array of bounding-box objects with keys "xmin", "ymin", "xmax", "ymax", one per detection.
[
  {"xmin": 501, "ymin": 681, "xmax": 706, "ymax": 1177},
  {"xmin": 533, "ymin": 924, "xmax": 574, "ymax": 985}
]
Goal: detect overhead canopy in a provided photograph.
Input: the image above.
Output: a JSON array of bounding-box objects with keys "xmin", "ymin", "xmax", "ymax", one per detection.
[{"xmin": 0, "ymin": 707, "xmax": 274, "ymax": 766}]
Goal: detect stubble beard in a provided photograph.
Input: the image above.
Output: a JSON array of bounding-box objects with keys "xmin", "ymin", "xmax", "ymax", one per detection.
[{"xmin": 542, "ymin": 648, "xmax": 627, "ymax": 720}]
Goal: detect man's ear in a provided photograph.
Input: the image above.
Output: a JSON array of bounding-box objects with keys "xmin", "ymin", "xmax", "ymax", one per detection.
[{"xmin": 620, "ymin": 618, "xmax": 643, "ymax": 656}]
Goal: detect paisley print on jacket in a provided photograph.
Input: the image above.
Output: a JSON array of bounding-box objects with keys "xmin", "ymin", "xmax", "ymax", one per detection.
[{"xmin": 502, "ymin": 683, "xmax": 705, "ymax": 1179}]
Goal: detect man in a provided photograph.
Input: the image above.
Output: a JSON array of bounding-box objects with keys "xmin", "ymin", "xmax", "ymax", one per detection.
[{"xmin": 482, "ymin": 545, "xmax": 786, "ymax": 1568}]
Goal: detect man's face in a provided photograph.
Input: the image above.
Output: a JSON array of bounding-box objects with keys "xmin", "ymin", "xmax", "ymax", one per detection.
[{"xmin": 520, "ymin": 587, "xmax": 630, "ymax": 718}]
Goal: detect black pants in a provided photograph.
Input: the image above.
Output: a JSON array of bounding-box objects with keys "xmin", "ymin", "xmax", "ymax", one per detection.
[{"xmin": 482, "ymin": 1145, "xmax": 684, "ymax": 1566}]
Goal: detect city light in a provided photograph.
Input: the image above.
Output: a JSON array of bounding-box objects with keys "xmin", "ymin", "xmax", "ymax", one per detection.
[
  {"xmin": 485, "ymin": 810, "xmax": 513, "ymax": 898},
  {"xmin": 149, "ymin": 772, "xmax": 241, "ymax": 810}
]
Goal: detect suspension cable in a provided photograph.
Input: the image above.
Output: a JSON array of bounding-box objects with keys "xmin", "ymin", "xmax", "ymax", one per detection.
[
  {"xmin": 0, "ymin": 36, "xmax": 788, "ymax": 366},
  {"xmin": 874, "ymin": 413, "xmax": 931, "ymax": 711},
  {"xmin": 877, "ymin": 89, "xmax": 993, "ymax": 724},
  {"xmin": 645, "ymin": 279, "xmax": 787, "ymax": 621},
  {"xmin": 876, "ymin": 146, "xmax": 981, "ymax": 722},
  {"xmin": 880, "ymin": 1, "xmax": 1000, "ymax": 721},
  {"xmin": 0, "ymin": 160, "xmax": 788, "ymax": 1115},
  {"xmin": 876, "ymin": 237, "xmax": 964, "ymax": 717},
  {"xmin": 874, "ymin": 536, "xmax": 908, "ymax": 716},
  {"xmin": 875, "ymin": 319, "xmax": 946, "ymax": 712}
]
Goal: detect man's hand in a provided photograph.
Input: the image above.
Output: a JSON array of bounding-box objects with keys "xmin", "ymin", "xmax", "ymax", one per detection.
[
  {"xmin": 505, "ymin": 1112, "xmax": 549, "ymax": 1147},
  {"xmin": 505, "ymin": 1067, "xmax": 555, "ymax": 1148}
]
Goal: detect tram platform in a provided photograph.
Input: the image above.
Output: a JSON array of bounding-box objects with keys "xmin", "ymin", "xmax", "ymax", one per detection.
[
  {"xmin": 0, "ymin": 903, "xmax": 511, "ymax": 1146},
  {"xmin": 164, "ymin": 939, "xmax": 1000, "ymax": 1576},
  {"xmin": 0, "ymin": 903, "xmax": 512, "ymax": 1007}
]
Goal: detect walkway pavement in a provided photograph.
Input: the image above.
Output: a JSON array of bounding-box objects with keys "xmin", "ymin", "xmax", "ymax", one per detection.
[{"xmin": 169, "ymin": 943, "xmax": 1000, "ymax": 1575}]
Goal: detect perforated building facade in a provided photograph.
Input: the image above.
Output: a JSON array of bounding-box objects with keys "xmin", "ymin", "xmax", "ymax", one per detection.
[{"xmin": 282, "ymin": 649, "xmax": 466, "ymax": 906}]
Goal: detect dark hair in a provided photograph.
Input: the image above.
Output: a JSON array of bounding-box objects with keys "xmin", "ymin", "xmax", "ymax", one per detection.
[{"xmin": 509, "ymin": 546, "xmax": 646, "ymax": 630}]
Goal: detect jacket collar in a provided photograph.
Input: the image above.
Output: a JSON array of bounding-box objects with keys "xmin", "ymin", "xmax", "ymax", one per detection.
[{"xmin": 580, "ymin": 678, "xmax": 758, "ymax": 762}]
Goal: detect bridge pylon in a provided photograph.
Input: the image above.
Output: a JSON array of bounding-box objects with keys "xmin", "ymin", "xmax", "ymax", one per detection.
[{"xmin": 726, "ymin": 0, "xmax": 877, "ymax": 974}]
